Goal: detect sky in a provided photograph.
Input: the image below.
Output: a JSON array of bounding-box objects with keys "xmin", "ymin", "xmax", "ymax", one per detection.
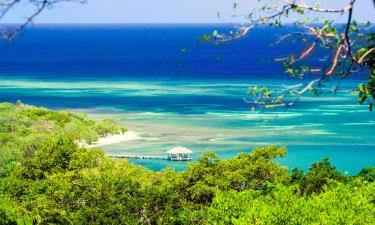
[{"xmin": 2, "ymin": 0, "xmax": 375, "ymax": 24}]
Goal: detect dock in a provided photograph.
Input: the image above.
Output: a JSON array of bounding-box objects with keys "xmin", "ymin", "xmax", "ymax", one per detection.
[
  {"xmin": 107, "ymin": 154, "xmax": 192, "ymax": 161},
  {"xmin": 107, "ymin": 146, "xmax": 194, "ymax": 161},
  {"xmin": 108, "ymin": 154, "xmax": 167, "ymax": 160}
]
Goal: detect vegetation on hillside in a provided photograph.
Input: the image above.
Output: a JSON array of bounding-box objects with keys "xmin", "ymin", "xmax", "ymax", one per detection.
[
  {"xmin": 0, "ymin": 102, "xmax": 126, "ymax": 173},
  {"xmin": 0, "ymin": 103, "xmax": 373, "ymax": 224}
]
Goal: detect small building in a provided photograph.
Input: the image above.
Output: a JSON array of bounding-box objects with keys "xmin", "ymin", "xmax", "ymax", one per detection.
[{"xmin": 167, "ymin": 146, "xmax": 193, "ymax": 161}]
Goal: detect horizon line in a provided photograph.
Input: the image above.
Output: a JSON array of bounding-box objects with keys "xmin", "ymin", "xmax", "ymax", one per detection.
[{"xmin": 0, "ymin": 22, "xmax": 359, "ymax": 26}]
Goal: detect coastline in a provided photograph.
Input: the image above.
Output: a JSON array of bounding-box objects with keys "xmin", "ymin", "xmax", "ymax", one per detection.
[{"xmin": 80, "ymin": 131, "xmax": 140, "ymax": 148}]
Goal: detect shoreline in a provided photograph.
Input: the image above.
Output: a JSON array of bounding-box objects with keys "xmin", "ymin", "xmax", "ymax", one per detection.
[{"xmin": 80, "ymin": 131, "xmax": 140, "ymax": 148}]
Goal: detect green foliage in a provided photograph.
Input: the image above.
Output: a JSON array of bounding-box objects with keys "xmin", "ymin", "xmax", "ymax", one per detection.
[
  {"xmin": 251, "ymin": 145, "xmax": 286, "ymax": 159},
  {"xmin": 0, "ymin": 103, "xmax": 373, "ymax": 224},
  {"xmin": 182, "ymin": 146, "xmax": 289, "ymax": 205},
  {"xmin": 294, "ymin": 158, "xmax": 347, "ymax": 195},
  {"xmin": 200, "ymin": 34, "xmax": 211, "ymax": 42},
  {"xmin": 94, "ymin": 118, "xmax": 125, "ymax": 136},
  {"xmin": 357, "ymin": 72, "xmax": 375, "ymax": 111},
  {"xmin": 358, "ymin": 167, "xmax": 375, "ymax": 182},
  {"xmin": 356, "ymin": 31, "xmax": 375, "ymax": 111},
  {"xmin": 247, "ymin": 86, "xmax": 285, "ymax": 108},
  {"xmin": 0, "ymin": 195, "xmax": 29, "ymax": 225},
  {"xmin": 212, "ymin": 2, "xmax": 375, "ymax": 110},
  {"xmin": 21, "ymin": 136, "xmax": 103, "ymax": 180},
  {"xmin": 205, "ymin": 182, "xmax": 375, "ymax": 225},
  {"xmin": 0, "ymin": 102, "xmax": 127, "ymax": 173}
]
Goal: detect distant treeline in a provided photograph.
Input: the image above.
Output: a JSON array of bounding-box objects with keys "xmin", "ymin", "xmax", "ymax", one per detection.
[{"xmin": 0, "ymin": 103, "xmax": 374, "ymax": 224}]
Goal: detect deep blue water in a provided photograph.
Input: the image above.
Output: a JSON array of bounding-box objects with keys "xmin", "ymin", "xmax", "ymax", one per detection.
[
  {"xmin": 0, "ymin": 24, "xmax": 312, "ymax": 79},
  {"xmin": 0, "ymin": 24, "xmax": 373, "ymax": 174}
]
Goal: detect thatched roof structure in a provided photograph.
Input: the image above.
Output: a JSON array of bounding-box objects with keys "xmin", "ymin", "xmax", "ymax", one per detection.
[{"xmin": 167, "ymin": 146, "xmax": 193, "ymax": 154}]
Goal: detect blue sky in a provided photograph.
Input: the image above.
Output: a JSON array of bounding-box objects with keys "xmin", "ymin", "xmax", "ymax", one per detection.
[{"xmin": 3, "ymin": 0, "xmax": 375, "ymax": 24}]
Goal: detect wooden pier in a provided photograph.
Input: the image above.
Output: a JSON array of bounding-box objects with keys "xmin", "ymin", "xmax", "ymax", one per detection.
[
  {"xmin": 108, "ymin": 155, "xmax": 168, "ymax": 160},
  {"xmin": 107, "ymin": 146, "xmax": 194, "ymax": 162}
]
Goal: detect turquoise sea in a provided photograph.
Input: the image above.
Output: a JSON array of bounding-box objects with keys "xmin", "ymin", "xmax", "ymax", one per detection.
[{"xmin": 0, "ymin": 25, "xmax": 373, "ymax": 174}]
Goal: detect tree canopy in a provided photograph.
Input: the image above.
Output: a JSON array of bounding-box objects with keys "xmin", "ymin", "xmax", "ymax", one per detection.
[{"xmin": 0, "ymin": 103, "xmax": 373, "ymax": 224}]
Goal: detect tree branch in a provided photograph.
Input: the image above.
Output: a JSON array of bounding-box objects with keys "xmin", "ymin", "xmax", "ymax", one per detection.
[
  {"xmin": 0, "ymin": 0, "xmax": 87, "ymax": 40},
  {"xmin": 358, "ymin": 48, "xmax": 375, "ymax": 64},
  {"xmin": 285, "ymin": 0, "xmax": 355, "ymax": 13}
]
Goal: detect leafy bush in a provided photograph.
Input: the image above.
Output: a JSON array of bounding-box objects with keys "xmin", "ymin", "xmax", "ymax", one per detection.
[{"xmin": 358, "ymin": 167, "xmax": 375, "ymax": 182}]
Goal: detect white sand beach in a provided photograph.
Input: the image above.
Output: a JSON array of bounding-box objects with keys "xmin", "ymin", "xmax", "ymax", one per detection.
[{"xmin": 81, "ymin": 131, "xmax": 140, "ymax": 148}]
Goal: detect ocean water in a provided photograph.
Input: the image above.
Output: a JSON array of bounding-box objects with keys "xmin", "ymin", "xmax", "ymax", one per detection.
[{"xmin": 0, "ymin": 24, "xmax": 373, "ymax": 174}]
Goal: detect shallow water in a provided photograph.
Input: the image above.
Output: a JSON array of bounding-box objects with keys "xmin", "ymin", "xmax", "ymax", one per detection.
[
  {"xmin": 0, "ymin": 25, "xmax": 373, "ymax": 174},
  {"xmin": 0, "ymin": 77, "xmax": 374, "ymax": 174}
]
